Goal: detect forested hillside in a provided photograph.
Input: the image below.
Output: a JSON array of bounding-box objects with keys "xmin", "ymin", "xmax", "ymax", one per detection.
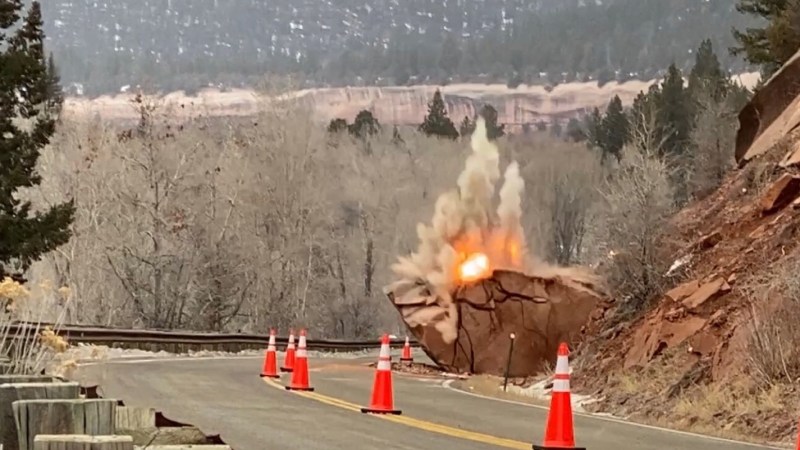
[{"xmin": 43, "ymin": 0, "xmax": 759, "ymax": 96}]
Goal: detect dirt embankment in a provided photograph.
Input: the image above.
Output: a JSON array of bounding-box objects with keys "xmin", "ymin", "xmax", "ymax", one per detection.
[
  {"xmin": 574, "ymin": 54, "xmax": 800, "ymax": 445},
  {"xmin": 62, "ymin": 74, "xmax": 760, "ymax": 129}
]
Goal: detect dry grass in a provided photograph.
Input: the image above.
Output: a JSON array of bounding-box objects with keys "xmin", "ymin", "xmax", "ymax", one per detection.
[
  {"xmin": 741, "ymin": 255, "xmax": 800, "ymax": 388},
  {"xmin": 1, "ymin": 277, "xmax": 71, "ymax": 374},
  {"xmin": 593, "ymin": 347, "xmax": 795, "ymax": 445}
]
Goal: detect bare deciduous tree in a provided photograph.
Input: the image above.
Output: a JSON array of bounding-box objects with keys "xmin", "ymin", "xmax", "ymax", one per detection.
[
  {"xmin": 688, "ymin": 91, "xmax": 739, "ymax": 199},
  {"xmin": 597, "ymin": 142, "xmax": 676, "ymax": 315}
]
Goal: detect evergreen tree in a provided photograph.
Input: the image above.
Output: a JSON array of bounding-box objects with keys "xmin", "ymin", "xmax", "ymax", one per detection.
[
  {"xmin": 584, "ymin": 107, "xmax": 604, "ymax": 151},
  {"xmin": 45, "ymin": 53, "xmax": 63, "ymax": 116},
  {"xmin": 348, "ymin": 110, "xmax": 380, "ymax": 138},
  {"xmin": 459, "ymin": 115, "xmax": 476, "ymax": 137},
  {"xmin": 657, "ymin": 64, "xmax": 693, "ymax": 160},
  {"xmin": 689, "ymin": 40, "xmax": 729, "ymax": 103},
  {"xmin": 600, "ymin": 95, "xmax": 629, "ymax": 163},
  {"xmin": 327, "ymin": 117, "xmax": 348, "ymax": 133},
  {"xmin": 565, "ymin": 117, "xmax": 586, "ymax": 142},
  {"xmin": 628, "ymin": 85, "xmax": 662, "ymax": 143},
  {"xmin": 0, "ymin": 1, "xmax": 75, "ymax": 282},
  {"xmin": 419, "ymin": 89, "xmax": 459, "ymax": 139},
  {"xmin": 479, "ymin": 104, "xmax": 505, "ymax": 140},
  {"xmin": 732, "ymin": 0, "xmax": 800, "ymax": 77}
]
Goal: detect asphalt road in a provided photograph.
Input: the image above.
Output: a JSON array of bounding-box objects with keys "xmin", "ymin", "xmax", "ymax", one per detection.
[{"xmin": 74, "ymin": 355, "xmax": 782, "ymax": 450}]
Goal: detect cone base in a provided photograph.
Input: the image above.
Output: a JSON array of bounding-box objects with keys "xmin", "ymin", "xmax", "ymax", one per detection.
[
  {"xmin": 361, "ymin": 407, "xmax": 402, "ymax": 415},
  {"xmin": 532, "ymin": 445, "xmax": 586, "ymax": 450},
  {"xmin": 260, "ymin": 373, "xmax": 280, "ymax": 378},
  {"xmin": 399, "ymin": 358, "xmax": 413, "ymax": 362},
  {"xmin": 285, "ymin": 386, "xmax": 314, "ymax": 391},
  {"xmin": 280, "ymin": 367, "xmax": 294, "ymax": 372}
]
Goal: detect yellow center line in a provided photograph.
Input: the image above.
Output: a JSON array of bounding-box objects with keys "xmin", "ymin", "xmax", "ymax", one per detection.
[{"xmin": 262, "ymin": 377, "xmax": 531, "ymax": 449}]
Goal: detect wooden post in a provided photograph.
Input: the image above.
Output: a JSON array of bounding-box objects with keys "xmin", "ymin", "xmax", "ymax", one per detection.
[
  {"xmin": 0, "ymin": 382, "xmax": 80, "ymax": 450},
  {"xmin": 0, "ymin": 375, "xmax": 56, "ymax": 384},
  {"xmin": 12, "ymin": 399, "xmax": 117, "ymax": 450},
  {"xmin": 114, "ymin": 407, "xmax": 155, "ymax": 430},
  {"xmin": 33, "ymin": 435, "xmax": 133, "ymax": 450}
]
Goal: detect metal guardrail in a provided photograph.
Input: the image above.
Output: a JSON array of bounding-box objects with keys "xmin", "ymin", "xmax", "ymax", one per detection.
[{"xmin": 6, "ymin": 321, "xmax": 421, "ymax": 352}]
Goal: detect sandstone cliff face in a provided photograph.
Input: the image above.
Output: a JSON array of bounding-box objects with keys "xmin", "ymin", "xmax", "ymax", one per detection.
[
  {"xmin": 285, "ymin": 81, "xmax": 657, "ymax": 129},
  {"xmin": 63, "ymin": 76, "xmax": 760, "ymax": 129},
  {"xmin": 62, "ymin": 81, "xmax": 658, "ymax": 127}
]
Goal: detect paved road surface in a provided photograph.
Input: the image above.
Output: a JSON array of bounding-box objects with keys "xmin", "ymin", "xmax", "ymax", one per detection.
[{"xmin": 75, "ymin": 355, "xmax": 781, "ymax": 450}]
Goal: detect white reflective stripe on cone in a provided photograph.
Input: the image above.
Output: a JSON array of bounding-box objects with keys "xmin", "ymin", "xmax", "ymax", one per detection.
[
  {"xmin": 296, "ymin": 349, "xmax": 307, "ymax": 358},
  {"xmin": 553, "ymin": 379, "xmax": 570, "ymax": 392},
  {"xmin": 379, "ymin": 343, "xmax": 390, "ymax": 358},
  {"xmin": 268, "ymin": 335, "xmax": 276, "ymax": 346},
  {"xmin": 555, "ymin": 355, "xmax": 569, "ymax": 374},
  {"xmin": 298, "ymin": 336, "xmax": 307, "ymax": 348},
  {"xmin": 268, "ymin": 344, "xmax": 276, "ymax": 351},
  {"xmin": 377, "ymin": 358, "xmax": 391, "ymax": 371}
]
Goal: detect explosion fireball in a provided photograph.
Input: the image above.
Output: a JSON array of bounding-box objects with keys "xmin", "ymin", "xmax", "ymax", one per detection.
[{"xmin": 385, "ymin": 116, "xmax": 604, "ymax": 376}]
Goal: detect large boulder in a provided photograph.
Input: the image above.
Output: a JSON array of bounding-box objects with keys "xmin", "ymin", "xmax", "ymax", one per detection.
[{"xmin": 385, "ymin": 269, "xmax": 605, "ymax": 376}]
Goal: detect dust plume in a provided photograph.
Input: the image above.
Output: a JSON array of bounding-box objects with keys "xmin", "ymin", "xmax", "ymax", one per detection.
[
  {"xmin": 391, "ymin": 118, "xmax": 532, "ymax": 296},
  {"xmin": 388, "ymin": 118, "xmax": 604, "ymax": 345}
]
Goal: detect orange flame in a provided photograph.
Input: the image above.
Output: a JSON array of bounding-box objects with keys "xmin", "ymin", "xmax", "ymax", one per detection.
[
  {"xmin": 458, "ymin": 253, "xmax": 490, "ymax": 283},
  {"xmin": 453, "ymin": 230, "xmax": 525, "ymax": 284}
]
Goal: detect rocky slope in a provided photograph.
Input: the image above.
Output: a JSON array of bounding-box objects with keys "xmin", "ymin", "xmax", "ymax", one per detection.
[{"xmin": 574, "ymin": 50, "xmax": 800, "ymax": 444}]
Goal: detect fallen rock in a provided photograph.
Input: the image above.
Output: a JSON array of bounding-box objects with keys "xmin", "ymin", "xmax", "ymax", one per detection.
[
  {"xmin": 624, "ymin": 311, "xmax": 707, "ymax": 368},
  {"xmin": 779, "ymin": 141, "xmax": 800, "ymax": 167},
  {"xmin": 682, "ymin": 277, "xmax": 731, "ymax": 311},
  {"xmin": 664, "ymin": 280, "xmax": 700, "ymax": 303},
  {"xmin": 688, "ymin": 331, "xmax": 718, "ymax": 356},
  {"xmin": 759, "ymin": 173, "xmax": 800, "ymax": 214},
  {"xmin": 385, "ymin": 269, "xmax": 605, "ymax": 376},
  {"xmin": 708, "ymin": 309, "xmax": 728, "ymax": 327},
  {"xmin": 694, "ymin": 230, "xmax": 723, "ymax": 250}
]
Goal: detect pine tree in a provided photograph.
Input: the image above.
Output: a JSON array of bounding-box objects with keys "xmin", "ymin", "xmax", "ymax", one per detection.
[
  {"xmin": 628, "ymin": 84, "xmax": 667, "ymax": 155},
  {"xmin": 0, "ymin": 1, "xmax": 75, "ymax": 282},
  {"xmin": 565, "ymin": 117, "xmax": 586, "ymax": 142},
  {"xmin": 348, "ymin": 110, "xmax": 380, "ymax": 138},
  {"xmin": 419, "ymin": 89, "xmax": 459, "ymax": 139},
  {"xmin": 479, "ymin": 104, "xmax": 505, "ymax": 140},
  {"xmin": 657, "ymin": 64, "xmax": 693, "ymax": 160},
  {"xmin": 45, "ymin": 53, "xmax": 63, "ymax": 116},
  {"xmin": 600, "ymin": 95, "xmax": 629, "ymax": 163},
  {"xmin": 732, "ymin": 0, "xmax": 800, "ymax": 77},
  {"xmin": 327, "ymin": 117, "xmax": 348, "ymax": 133},
  {"xmin": 689, "ymin": 40, "xmax": 729, "ymax": 103},
  {"xmin": 459, "ymin": 115, "xmax": 475, "ymax": 137},
  {"xmin": 584, "ymin": 108, "xmax": 604, "ymax": 151}
]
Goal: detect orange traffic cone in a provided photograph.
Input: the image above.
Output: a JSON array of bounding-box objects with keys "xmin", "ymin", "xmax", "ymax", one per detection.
[
  {"xmin": 795, "ymin": 418, "xmax": 799, "ymax": 450},
  {"xmin": 260, "ymin": 329, "xmax": 279, "ymax": 378},
  {"xmin": 285, "ymin": 329, "xmax": 314, "ymax": 392},
  {"xmin": 280, "ymin": 329, "xmax": 296, "ymax": 373},
  {"xmin": 361, "ymin": 334, "xmax": 401, "ymax": 415},
  {"xmin": 400, "ymin": 336, "xmax": 413, "ymax": 364},
  {"xmin": 533, "ymin": 343, "xmax": 585, "ymax": 450}
]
